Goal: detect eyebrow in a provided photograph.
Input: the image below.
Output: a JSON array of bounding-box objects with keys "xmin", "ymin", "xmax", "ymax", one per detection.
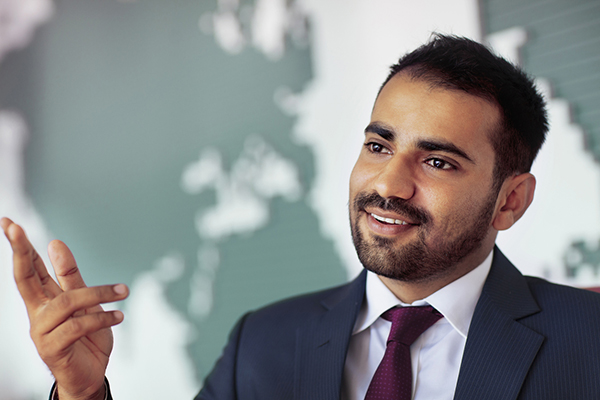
[
  {"xmin": 364, "ymin": 122, "xmax": 475, "ymax": 164},
  {"xmin": 417, "ymin": 140, "xmax": 475, "ymax": 164},
  {"xmin": 364, "ymin": 123, "xmax": 396, "ymax": 142}
]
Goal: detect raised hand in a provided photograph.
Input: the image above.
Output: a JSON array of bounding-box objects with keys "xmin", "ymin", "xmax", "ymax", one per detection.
[{"xmin": 1, "ymin": 217, "xmax": 128, "ymax": 400}]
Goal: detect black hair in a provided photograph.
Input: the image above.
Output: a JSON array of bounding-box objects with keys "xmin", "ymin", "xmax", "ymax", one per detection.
[{"xmin": 381, "ymin": 34, "xmax": 548, "ymax": 188}]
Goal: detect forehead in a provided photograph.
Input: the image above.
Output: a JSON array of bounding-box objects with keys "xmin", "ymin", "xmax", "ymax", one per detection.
[{"xmin": 372, "ymin": 73, "xmax": 500, "ymax": 164}]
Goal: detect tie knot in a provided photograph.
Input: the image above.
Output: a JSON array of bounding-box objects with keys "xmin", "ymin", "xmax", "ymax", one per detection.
[{"xmin": 382, "ymin": 306, "xmax": 442, "ymax": 346}]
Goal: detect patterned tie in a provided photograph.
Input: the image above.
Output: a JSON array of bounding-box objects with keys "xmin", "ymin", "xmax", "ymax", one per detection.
[{"xmin": 364, "ymin": 306, "xmax": 443, "ymax": 400}]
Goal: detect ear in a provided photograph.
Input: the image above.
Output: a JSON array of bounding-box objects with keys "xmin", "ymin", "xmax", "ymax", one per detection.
[{"xmin": 492, "ymin": 173, "xmax": 536, "ymax": 231}]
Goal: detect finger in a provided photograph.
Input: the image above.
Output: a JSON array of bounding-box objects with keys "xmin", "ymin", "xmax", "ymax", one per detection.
[
  {"xmin": 34, "ymin": 284, "xmax": 129, "ymax": 335},
  {"xmin": 49, "ymin": 240, "xmax": 88, "ymax": 291},
  {"xmin": 0, "ymin": 217, "xmax": 12, "ymax": 231},
  {"xmin": 49, "ymin": 240, "xmax": 100, "ymax": 316},
  {"xmin": 40, "ymin": 310, "xmax": 124, "ymax": 358},
  {"xmin": 2, "ymin": 218, "xmax": 61, "ymax": 308},
  {"xmin": 8, "ymin": 221, "xmax": 62, "ymax": 299}
]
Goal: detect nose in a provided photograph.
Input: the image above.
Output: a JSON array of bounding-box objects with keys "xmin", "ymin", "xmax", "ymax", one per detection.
[{"xmin": 373, "ymin": 156, "xmax": 416, "ymax": 200}]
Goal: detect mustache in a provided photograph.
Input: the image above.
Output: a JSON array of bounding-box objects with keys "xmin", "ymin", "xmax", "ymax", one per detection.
[{"xmin": 353, "ymin": 192, "xmax": 431, "ymax": 225}]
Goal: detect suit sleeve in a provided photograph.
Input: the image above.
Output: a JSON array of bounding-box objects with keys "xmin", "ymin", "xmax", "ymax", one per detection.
[
  {"xmin": 49, "ymin": 378, "xmax": 112, "ymax": 400},
  {"xmin": 194, "ymin": 313, "xmax": 250, "ymax": 400}
]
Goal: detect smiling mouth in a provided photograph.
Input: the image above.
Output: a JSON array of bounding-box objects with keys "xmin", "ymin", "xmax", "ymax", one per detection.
[{"xmin": 370, "ymin": 212, "xmax": 409, "ymax": 226}]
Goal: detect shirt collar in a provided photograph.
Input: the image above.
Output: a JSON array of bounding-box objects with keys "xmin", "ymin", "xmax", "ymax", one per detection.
[{"xmin": 353, "ymin": 249, "xmax": 493, "ymax": 339}]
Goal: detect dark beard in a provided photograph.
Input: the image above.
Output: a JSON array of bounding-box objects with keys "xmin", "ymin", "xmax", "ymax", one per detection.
[{"xmin": 350, "ymin": 191, "xmax": 496, "ymax": 283}]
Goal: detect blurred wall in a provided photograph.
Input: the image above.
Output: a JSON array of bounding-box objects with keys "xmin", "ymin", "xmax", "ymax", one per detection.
[{"xmin": 0, "ymin": 0, "xmax": 598, "ymax": 398}]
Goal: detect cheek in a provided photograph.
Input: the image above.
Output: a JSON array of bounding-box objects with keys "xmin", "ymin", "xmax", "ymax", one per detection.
[
  {"xmin": 417, "ymin": 187, "xmax": 455, "ymax": 217},
  {"xmin": 419, "ymin": 188, "xmax": 477, "ymax": 231}
]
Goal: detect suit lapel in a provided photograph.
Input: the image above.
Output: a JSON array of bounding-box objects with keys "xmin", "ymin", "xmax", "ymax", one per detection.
[
  {"xmin": 454, "ymin": 248, "xmax": 544, "ymax": 400},
  {"xmin": 294, "ymin": 271, "xmax": 366, "ymax": 400}
]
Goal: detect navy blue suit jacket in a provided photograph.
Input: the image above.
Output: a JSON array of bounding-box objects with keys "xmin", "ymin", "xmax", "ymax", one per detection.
[{"xmin": 196, "ymin": 248, "xmax": 600, "ymax": 399}]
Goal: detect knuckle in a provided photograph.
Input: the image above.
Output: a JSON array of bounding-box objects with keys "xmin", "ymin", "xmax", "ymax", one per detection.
[
  {"xmin": 17, "ymin": 264, "xmax": 37, "ymax": 281},
  {"xmin": 55, "ymin": 293, "xmax": 74, "ymax": 310},
  {"xmin": 61, "ymin": 266, "xmax": 80, "ymax": 278},
  {"xmin": 93, "ymin": 286, "xmax": 105, "ymax": 298},
  {"xmin": 31, "ymin": 249, "xmax": 40, "ymax": 263},
  {"xmin": 66, "ymin": 317, "xmax": 83, "ymax": 335},
  {"xmin": 95, "ymin": 310, "xmax": 115, "ymax": 326},
  {"xmin": 65, "ymin": 313, "xmax": 108, "ymax": 338},
  {"xmin": 94, "ymin": 285, "xmax": 113, "ymax": 301},
  {"xmin": 39, "ymin": 273, "xmax": 52, "ymax": 286},
  {"xmin": 94, "ymin": 312, "xmax": 109, "ymax": 326}
]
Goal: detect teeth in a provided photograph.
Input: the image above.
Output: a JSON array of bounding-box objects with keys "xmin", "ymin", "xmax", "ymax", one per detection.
[{"xmin": 371, "ymin": 213, "xmax": 408, "ymax": 225}]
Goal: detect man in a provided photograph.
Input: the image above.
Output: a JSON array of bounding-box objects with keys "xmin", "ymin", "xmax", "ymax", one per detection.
[{"xmin": 4, "ymin": 34, "xmax": 600, "ymax": 400}]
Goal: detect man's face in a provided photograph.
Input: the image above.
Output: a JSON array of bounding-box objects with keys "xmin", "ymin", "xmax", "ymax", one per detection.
[{"xmin": 349, "ymin": 73, "xmax": 502, "ymax": 283}]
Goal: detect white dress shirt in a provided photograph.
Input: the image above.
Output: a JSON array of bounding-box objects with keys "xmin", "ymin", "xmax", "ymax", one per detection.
[{"xmin": 341, "ymin": 250, "xmax": 493, "ymax": 400}]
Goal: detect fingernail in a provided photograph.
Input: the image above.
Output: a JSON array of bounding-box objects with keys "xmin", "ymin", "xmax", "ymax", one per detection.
[{"xmin": 113, "ymin": 284, "xmax": 127, "ymax": 295}]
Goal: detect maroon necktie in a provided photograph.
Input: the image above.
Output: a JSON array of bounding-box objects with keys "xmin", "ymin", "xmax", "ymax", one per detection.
[{"xmin": 364, "ymin": 306, "xmax": 443, "ymax": 400}]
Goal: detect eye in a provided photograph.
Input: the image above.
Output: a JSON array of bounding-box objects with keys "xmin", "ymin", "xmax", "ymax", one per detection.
[
  {"xmin": 365, "ymin": 142, "xmax": 392, "ymax": 154},
  {"xmin": 425, "ymin": 157, "xmax": 455, "ymax": 170}
]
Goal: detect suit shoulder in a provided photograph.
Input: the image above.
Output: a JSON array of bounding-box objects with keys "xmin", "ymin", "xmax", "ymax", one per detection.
[
  {"xmin": 235, "ymin": 271, "xmax": 365, "ymax": 340},
  {"xmin": 247, "ymin": 277, "xmax": 360, "ymax": 324},
  {"xmin": 522, "ymin": 276, "xmax": 600, "ymax": 333},
  {"xmin": 525, "ymin": 275, "xmax": 600, "ymax": 307}
]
